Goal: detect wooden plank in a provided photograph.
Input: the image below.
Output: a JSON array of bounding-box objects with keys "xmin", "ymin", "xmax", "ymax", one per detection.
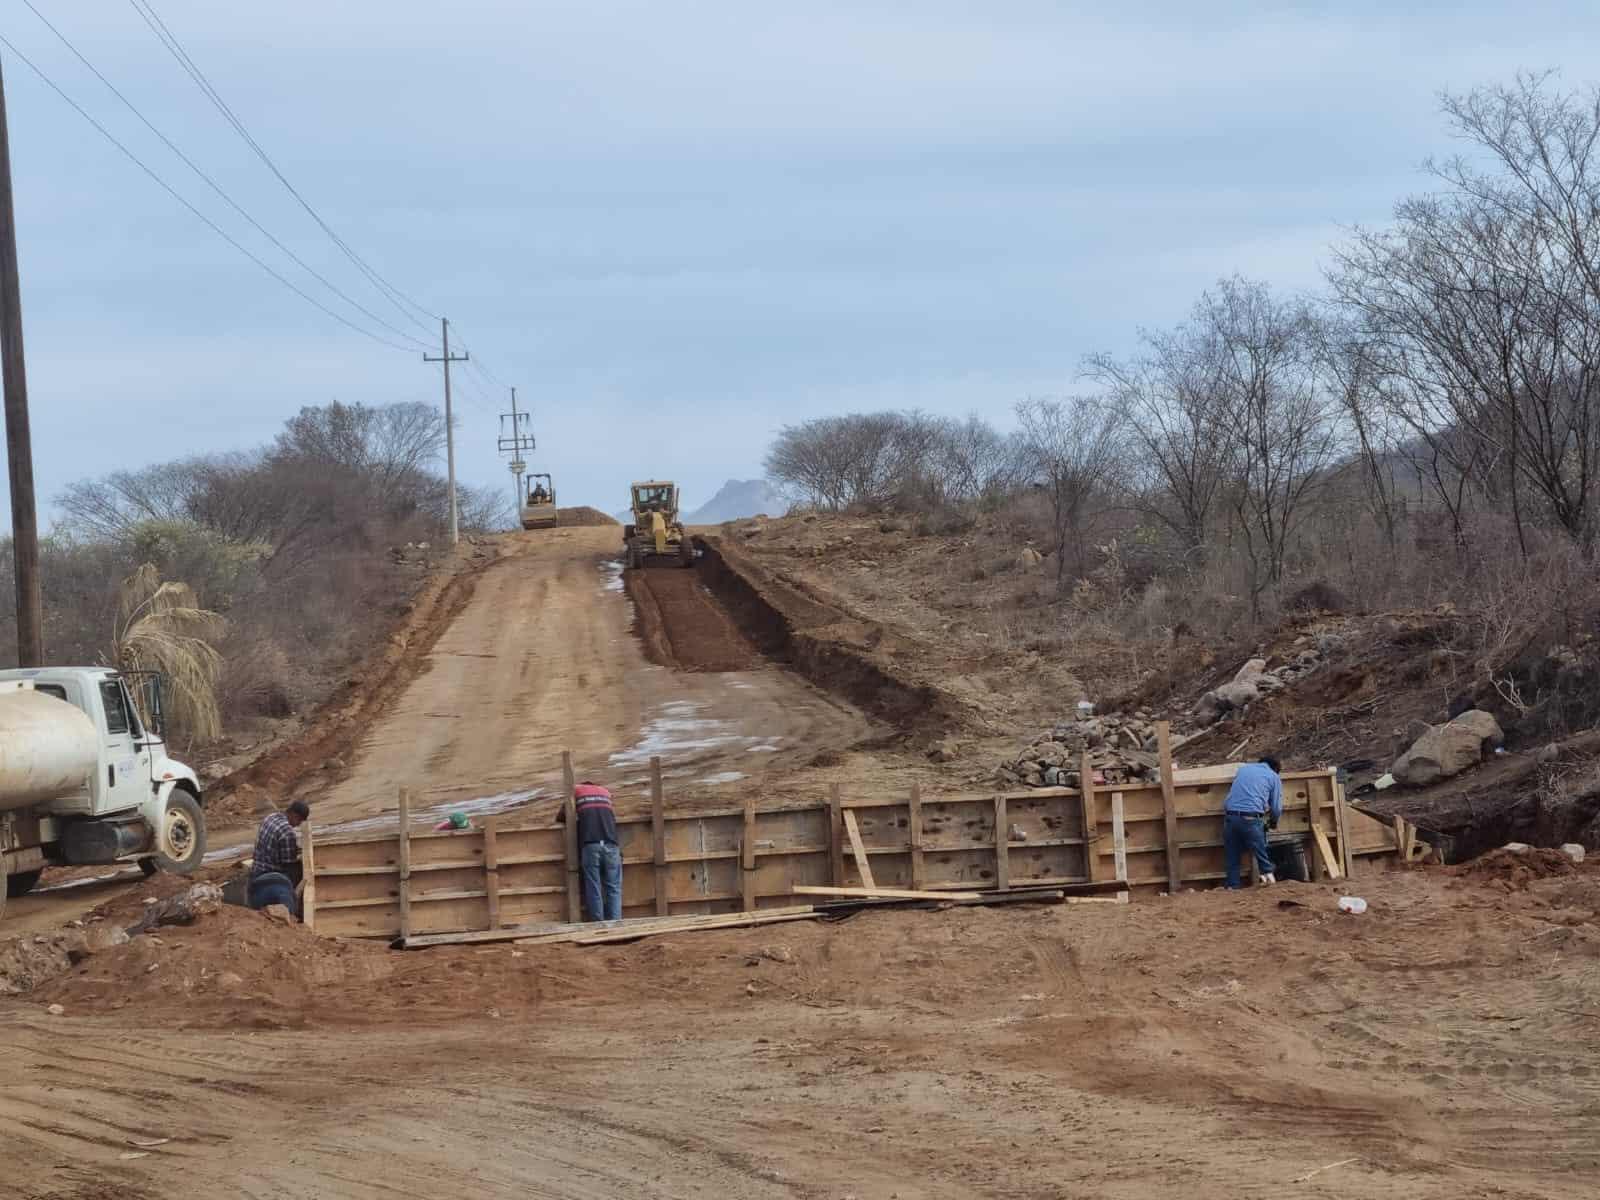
[
  {"xmin": 828, "ymin": 784, "xmax": 845, "ymax": 886},
  {"xmin": 1110, "ymin": 791, "xmax": 1127, "ymax": 884},
  {"xmin": 1332, "ymin": 771, "xmax": 1355, "ymax": 877},
  {"xmin": 907, "ymin": 783, "xmax": 926, "ymax": 890},
  {"xmin": 1156, "ymin": 721, "xmax": 1182, "ymax": 893},
  {"xmin": 301, "ymin": 819, "xmax": 316, "ymax": 930},
  {"xmin": 651, "ymin": 757, "xmax": 669, "ymax": 916},
  {"xmin": 792, "ymin": 885, "xmax": 983, "ymax": 901},
  {"xmin": 993, "ymin": 794, "xmax": 1010, "ymax": 891},
  {"xmin": 397, "ymin": 786, "xmax": 413, "ymax": 940},
  {"xmin": 562, "ymin": 750, "xmax": 580, "ymax": 922},
  {"xmin": 1066, "ymin": 892, "xmax": 1129, "ymax": 905},
  {"xmin": 741, "ymin": 793, "xmax": 757, "ymax": 911},
  {"xmin": 1312, "ymin": 826, "xmax": 1344, "ymax": 880},
  {"xmin": 842, "ymin": 808, "xmax": 876, "ymax": 889},
  {"xmin": 571, "ymin": 909, "xmax": 819, "ymax": 945},
  {"xmin": 1081, "ymin": 752, "xmax": 1101, "ymax": 882},
  {"xmin": 483, "ymin": 817, "xmax": 501, "ymax": 931}
]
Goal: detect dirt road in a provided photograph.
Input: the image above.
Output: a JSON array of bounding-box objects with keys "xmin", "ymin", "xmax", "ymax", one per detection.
[
  {"xmin": 314, "ymin": 527, "xmax": 871, "ymax": 826},
  {"xmin": 7, "ymin": 862, "xmax": 1600, "ymax": 1199}
]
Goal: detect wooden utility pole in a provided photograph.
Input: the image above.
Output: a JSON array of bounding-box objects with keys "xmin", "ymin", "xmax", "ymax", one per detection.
[
  {"xmin": 422, "ymin": 317, "xmax": 467, "ymax": 545},
  {"xmin": 0, "ymin": 58, "xmax": 42, "ymax": 666}
]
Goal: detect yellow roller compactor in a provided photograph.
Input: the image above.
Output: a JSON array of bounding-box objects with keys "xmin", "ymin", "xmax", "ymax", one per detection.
[
  {"xmin": 623, "ymin": 481, "xmax": 695, "ymax": 568},
  {"xmin": 520, "ymin": 473, "xmax": 559, "ymax": 530}
]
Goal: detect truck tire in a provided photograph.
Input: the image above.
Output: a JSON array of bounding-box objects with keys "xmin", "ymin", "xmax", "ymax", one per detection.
[
  {"xmin": 153, "ymin": 790, "xmax": 206, "ymax": 875},
  {"xmin": 5, "ymin": 868, "xmax": 42, "ymax": 899},
  {"xmin": 679, "ymin": 535, "xmax": 695, "ymax": 567}
]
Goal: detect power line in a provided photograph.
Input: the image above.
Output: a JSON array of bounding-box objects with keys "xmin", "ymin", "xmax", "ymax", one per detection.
[
  {"xmin": 0, "ymin": 32, "xmax": 422, "ymax": 351},
  {"xmin": 17, "ymin": 0, "xmax": 436, "ymax": 354},
  {"xmin": 126, "ymin": 0, "xmax": 440, "ymax": 337}
]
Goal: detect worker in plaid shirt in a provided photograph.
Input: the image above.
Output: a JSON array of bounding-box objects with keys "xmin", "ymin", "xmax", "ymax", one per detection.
[{"xmin": 248, "ymin": 800, "xmax": 309, "ymax": 916}]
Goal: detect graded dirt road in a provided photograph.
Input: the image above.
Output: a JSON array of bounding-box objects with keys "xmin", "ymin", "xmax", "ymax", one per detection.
[{"xmin": 314, "ymin": 527, "xmax": 871, "ymax": 827}]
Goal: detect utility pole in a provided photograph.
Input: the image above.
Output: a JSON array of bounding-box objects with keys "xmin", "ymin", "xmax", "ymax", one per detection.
[
  {"xmin": 498, "ymin": 385, "xmax": 535, "ymax": 521},
  {"xmin": 0, "ymin": 58, "xmax": 42, "ymax": 666},
  {"xmin": 422, "ymin": 317, "xmax": 467, "ymax": 546}
]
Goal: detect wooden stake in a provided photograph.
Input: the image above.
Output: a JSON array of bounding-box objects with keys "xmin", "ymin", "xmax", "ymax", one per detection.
[
  {"xmin": 1156, "ymin": 721, "xmax": 1182, "ymax": 893},
  {"xmin": 561, "ymin": 751, "xmax": 581, "ymax": 922},
  {"xmin": 1331, "ymin": 769, "xmax": 1354, "ymax": 877},
  {"xmin": 741, "ymin": 793, "xmax": 757, "ymax": 911},
  {"xmin": 907, "ymin": 783, "xmax": 925, "ymax": 891},
  {"xmin": 1110, "ymin": 791, "xmax": 1127, "ymax": 884},
  {"xmin": 993, "ymin": 794, "xmax": 1010, "ymax": 891},
  {"xmin": 1312, "ymin": 827, "xmax": 1344, "ymax": 880},
  {"xmin": 483, "ymin": 817, "xmax": 501, "ymax": 931},
  {"xmin": 828, "ymin": 784, "xmax": 845, "ymax": 887},
  {"xmin": 650, "ymin": 757, "xmax": 669, "ymax": 916},
  {"xmin": 397, "ymin": 786, "xmax": 413, "ymax": 940},
  {"xmin": 842, "ymin": 808, "xmax": 876, "ymax": 889},
  {"xmin": 301, "ymin": 819, "xmax": 316, "ymax": 930},
  {"xmin": 1080, "ymin": 752, "xmax": 1101, "ymax": 882}
]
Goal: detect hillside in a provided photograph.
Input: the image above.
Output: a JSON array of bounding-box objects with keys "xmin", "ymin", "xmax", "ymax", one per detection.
[
  {"xmin": 685, "ymin": 478, "xmax": 784, "ymax": 524},
  {"xmin": 723, "ymin": 510, "xmax": 1600, "ymax": 860}
]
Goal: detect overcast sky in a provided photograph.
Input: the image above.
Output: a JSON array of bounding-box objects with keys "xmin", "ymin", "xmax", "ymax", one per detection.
[{"xmin": 1, "ymin": 1, "xmax": 1595, "ymax": 524}]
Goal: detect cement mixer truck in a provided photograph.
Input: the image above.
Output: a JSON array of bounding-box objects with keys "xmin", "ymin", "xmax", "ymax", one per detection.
[{"xmin": 0, "ymin": 667, "xmax": 205, "ymax": 921}]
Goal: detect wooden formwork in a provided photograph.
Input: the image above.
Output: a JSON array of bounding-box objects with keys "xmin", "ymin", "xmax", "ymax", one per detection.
[{"xmin": 306, "ymin": 731, "xmax": 1404, "ymax": 940}]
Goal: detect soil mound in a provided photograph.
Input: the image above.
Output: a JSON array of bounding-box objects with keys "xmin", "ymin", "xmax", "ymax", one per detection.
[
  {"xmin": 1448, "ymin": 846, "xmax": 1578, "ymax": 890},
  {"xmin": 555, "ymin": 506, "xmax": 617, "ymax": 526}
]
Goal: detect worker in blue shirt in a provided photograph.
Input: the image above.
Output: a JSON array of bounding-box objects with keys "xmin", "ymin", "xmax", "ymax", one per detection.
[{"xmin": 1223, "ymin": 756, "xmax": 1283, "ymax": 887}]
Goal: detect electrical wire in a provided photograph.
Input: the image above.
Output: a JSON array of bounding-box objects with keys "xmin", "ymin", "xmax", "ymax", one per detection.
[
  {"xmin": 126, "ymin": 0, "xmax": 440, "ymax": 336},
  {"xmin": 18, "ymin": 0, "xmax": 437, "ymax": 354},
  {"xmin": 0, "ymin": 32, "xmax": 423, "ymax": 352}
]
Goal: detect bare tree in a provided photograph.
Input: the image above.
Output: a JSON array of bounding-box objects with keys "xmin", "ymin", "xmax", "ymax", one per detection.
[
  {"xmin": 1201, "ymin": 280, "xmax": 1344, "ymax": 620},
  {"xmin": 1330, "ymin": 75, "xmax": 1600, "ymax": 556},
  {"xmin": 1013, "ymin": 396, "xmax": 1125, "ymax": 585},
  {"xmin": 1085, "ymin": 316, "xmax": 1237, "ymax": 558}
]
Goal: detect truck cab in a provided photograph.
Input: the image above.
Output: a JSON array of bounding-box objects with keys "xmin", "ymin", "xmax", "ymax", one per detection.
[{"xmin": 0, "ymin": 667, "xmax": 205, "ymax": 914}]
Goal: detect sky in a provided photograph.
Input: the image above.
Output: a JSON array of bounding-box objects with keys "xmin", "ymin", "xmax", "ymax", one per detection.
[{"xmin": 0, "ymin": 0, "xmax": 1596, "ymax": 524}]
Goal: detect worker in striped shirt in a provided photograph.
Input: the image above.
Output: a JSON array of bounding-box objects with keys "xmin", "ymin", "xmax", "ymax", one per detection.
[{"xmin": 560, "ymin": 782, "xmax": 622, "ymax": 921}]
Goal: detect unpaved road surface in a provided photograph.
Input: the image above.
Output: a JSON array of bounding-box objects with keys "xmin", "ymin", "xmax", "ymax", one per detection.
[
  {"xmin": 315, "ymin": 526, "xmax": 871, "ymax": 825},
  {"xmin": 6, "ymin": 860, "xmax": 1600, "ymax": 1199}
]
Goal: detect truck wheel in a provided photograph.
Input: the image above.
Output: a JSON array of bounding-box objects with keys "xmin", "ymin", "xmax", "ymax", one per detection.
[
  {"xmin": 5, "ymin": 868, "xmax": 42, "ymax": 899},
  {"xmin": 680, "ymin": 536, "xmax": 695, "ymax": 567},
  {"xmin": 153, "ymin": 791, "xmax": 207, "ymax": 875}
]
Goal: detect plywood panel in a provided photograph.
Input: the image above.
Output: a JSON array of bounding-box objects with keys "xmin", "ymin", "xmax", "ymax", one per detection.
[
  {"xmin": 919, "ymin": 798, "xmax": 996, "ymax": 850},
  {"xmin": 844, "ymin": 804, "xmax": 911, "ymax": 851},
  {"xmin": 500, "ymin": 891, "xmax": 566, "ymax": 926}
]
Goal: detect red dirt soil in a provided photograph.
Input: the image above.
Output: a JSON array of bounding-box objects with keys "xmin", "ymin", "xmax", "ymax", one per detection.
[
  {"xmin": 8, "ymin": 862, "xmax": 1600, "ymax": 1197},
  {"xmin": 625, "ymin": 565, "xmax": 760, "ymax": 671}
]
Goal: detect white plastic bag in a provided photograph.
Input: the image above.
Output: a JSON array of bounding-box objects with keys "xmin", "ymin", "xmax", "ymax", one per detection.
[{"xmin": 1337, "ymin": 896, "xmax": 1368, "ymax": 915}]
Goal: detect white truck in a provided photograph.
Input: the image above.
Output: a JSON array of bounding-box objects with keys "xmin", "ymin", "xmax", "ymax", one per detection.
[{"xmin": 0, "ymin": 667, "xmax": 205, "ymax": 921}]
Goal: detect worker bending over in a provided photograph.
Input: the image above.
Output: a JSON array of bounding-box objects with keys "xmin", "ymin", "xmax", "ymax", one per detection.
[
  {"xmin": 563, "ymin": 781, "xmax": 622, "ymax": 921},
  {"xmin": 249, "ymin": 799, "xmax": 310, "ymax": 916},
  {"xmin": 1223, "ymin": 757, "xmax": 1283, "ymax": 887}
]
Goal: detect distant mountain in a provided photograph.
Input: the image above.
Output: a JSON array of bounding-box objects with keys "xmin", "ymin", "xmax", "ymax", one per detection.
[{"xmin": 684, "ymin": 479, "xmax": 784, "ymax": 524}]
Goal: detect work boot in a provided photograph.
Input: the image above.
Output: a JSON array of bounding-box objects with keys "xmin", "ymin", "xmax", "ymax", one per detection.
[{"xmin": 1257, "ymin": 872, "xmax": 1276, "ymax": 886}]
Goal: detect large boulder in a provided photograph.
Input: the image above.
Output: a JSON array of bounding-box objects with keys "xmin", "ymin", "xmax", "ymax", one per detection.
[
  {"xmin": 1213, "ymin": 680, "xmax": 1260, "ymax": 709},
  {"xmin": 1391, "ymin": 710, "xmax": 1504, "ymax": 787},
  {"xmin": 1233, "ymin": 658, "xmax": 1268, "ymax": 683}
]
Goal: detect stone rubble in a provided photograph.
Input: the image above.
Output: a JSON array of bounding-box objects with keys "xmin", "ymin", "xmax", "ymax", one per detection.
[{"xmin": 998, "ymin": 713, "xmax": 1164, "ymax": 789}]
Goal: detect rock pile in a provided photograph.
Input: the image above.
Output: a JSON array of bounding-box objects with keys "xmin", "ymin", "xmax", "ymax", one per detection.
[
  {"xmin": 1000, "ymin": 714, "xmax": 1163, "ymax": 789},
  {"xmin": 1192, "ymin": 634, "xmax": 1342, "ymax": 726}
]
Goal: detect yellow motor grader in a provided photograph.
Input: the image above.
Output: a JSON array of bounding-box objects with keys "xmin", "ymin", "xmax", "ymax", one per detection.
[{"xmin": 623, "ymin": 480, "xmax": 695, "ymax": 568}]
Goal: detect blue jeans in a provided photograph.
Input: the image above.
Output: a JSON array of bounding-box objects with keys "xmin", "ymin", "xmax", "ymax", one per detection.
[
  {"xmin": 1224, "ymin": 812, "xmax": 1273, "ymax": 888},
  {"xmin": 581, "ymin": 840, "xmax": 622, "ymax": 921},
  {"xmin": 247, "ymin": 871, "xmax": 299, "ymax": 918}
]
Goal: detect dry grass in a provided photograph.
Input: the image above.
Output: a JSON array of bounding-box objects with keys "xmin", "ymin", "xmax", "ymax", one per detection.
[{"xmin": 113, "ymin": 564, "xmax": 225, "ymax": 744}]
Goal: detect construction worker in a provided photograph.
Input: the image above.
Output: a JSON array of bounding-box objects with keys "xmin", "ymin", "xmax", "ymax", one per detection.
[
  {"xmin": 248, "ymin": 799, "xmax": 310, "ymax": 916},
  {"xmin": 1223, "ymin": 756, "xmax": 1283, "ymax": 888},
  {"xmin": 562, "ymin": 781, "xmax": 622, "ymax": 921}
]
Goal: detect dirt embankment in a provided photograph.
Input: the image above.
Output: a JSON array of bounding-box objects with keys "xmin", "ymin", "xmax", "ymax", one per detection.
[
  {"xmin": 696, "ymin": 534, "xmax": 969, "ymax": 741},
  {"xmin": 554, "ymin": 506, "xmax": 617, "ymax": 526}
]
